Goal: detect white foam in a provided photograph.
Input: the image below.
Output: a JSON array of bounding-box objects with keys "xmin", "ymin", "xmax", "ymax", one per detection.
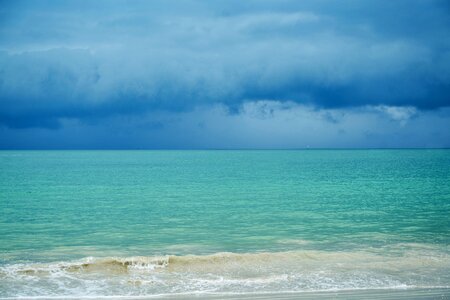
[{"xmin": 1, "ymin": 248, "xmax": 449, "ymax": 298}]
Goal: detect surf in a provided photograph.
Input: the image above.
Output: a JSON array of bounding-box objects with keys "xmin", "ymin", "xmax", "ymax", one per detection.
[{"xmin": 1, "ymin": 248, "xmax": 449, "ymax": 298}]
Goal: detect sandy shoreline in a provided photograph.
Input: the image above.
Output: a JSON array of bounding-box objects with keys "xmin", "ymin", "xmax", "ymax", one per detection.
[
  {"xmin": 6, "ymin": 288, "xmax": 448, "ymax": 300},
  {"xmin": 156, "ymin": 288, "xmax": 450, "ymax": 299}
]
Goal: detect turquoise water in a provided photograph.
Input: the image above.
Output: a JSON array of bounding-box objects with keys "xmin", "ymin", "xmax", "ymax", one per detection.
[{"xmin": 0, "ymin": 150, "xmax": 449, "ymax": 297}]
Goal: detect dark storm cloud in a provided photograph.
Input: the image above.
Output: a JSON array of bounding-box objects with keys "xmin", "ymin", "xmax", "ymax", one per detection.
[{"xmin": 0, "ymin": 0, "xmax": 449, "ymax": 130}]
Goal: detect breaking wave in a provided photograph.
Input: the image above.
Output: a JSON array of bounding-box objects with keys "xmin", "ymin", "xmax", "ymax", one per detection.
[{"xmin": 1, "ymin": 248, "xmax": 449, "ymax": 298}]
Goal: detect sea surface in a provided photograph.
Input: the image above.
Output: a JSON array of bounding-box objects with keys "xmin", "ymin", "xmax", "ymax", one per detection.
[{"xmin": 0, "ymin": 150, "xmax": 449, "ymax": 298}]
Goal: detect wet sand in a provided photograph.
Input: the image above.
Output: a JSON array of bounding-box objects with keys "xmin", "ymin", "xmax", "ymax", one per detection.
[
  {"xmin": 156, "ymin": 288, "xmax": 450, "ymax": 300},
  {"xmin": 5, "ymin": 288, "xmax": 449, "ymax": 299}
]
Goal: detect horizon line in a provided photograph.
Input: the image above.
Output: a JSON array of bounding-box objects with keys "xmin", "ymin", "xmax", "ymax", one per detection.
[{"xmin": 1, "ymin": 148, "xmax": 449, "ymax": 151}]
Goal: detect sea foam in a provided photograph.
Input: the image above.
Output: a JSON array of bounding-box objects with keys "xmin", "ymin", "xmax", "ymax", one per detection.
[{"xmin": 1, "ymin": 248, "xmax": 449, "ymax": 298}]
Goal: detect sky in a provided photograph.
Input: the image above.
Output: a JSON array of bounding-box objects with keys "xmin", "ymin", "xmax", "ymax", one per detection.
[{"xmin": 0, "ymin": 0, "xmax": 449, "ymax": 149}]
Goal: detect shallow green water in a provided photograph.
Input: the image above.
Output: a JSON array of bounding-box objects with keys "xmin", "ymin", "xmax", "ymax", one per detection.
[{"xmin": 0, "ymin": 150, "xmax": 449, "ymax": 297}]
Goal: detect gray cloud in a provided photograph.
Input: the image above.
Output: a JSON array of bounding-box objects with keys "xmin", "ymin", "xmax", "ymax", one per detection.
[
  {"xmin": 1, "ymin": 101, "xmax": 449, "ymax": 149},
  {"xmin": 0, "ymin": 0, "xmax": 449, "ymax": 147}
]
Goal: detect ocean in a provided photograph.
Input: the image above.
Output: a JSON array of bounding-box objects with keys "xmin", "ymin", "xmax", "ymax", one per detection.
[{"xmin": 0, "ymin": 150, "xmax": 449, "ymax": 298}]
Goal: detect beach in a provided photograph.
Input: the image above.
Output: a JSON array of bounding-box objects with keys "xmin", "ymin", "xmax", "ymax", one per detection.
[{"xmin": 159, "ymin": 288, "xmax": 450, "ymax": 300}]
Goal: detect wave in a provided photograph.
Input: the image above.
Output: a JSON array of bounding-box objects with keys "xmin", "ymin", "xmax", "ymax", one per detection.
[
  {"xmin": 3, "ymin": 248, "xmax": 449, "ymax": 274},
  {"xmin": 1, "ymin": 249, "xmax": 449, "ymax": 298}
]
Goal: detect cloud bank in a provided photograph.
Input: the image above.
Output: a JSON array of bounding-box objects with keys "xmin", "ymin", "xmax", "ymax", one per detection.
[
  {"xmin": 0, "ymin": 0, "xmax": 449, "ymax": 147},
  {"xmin": 1, "ymin": 101, "xmax": 449, "ymax": 149}
]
